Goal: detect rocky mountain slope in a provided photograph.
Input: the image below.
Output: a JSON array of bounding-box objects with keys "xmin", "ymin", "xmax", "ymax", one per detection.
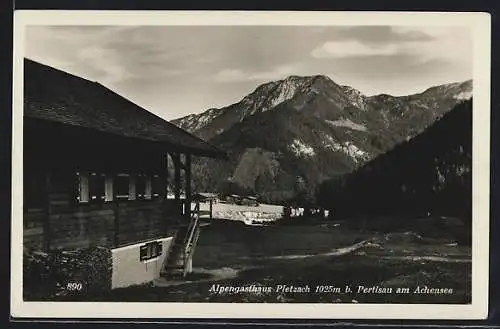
[{"xmin": 172, "ymin": 75, "xmax": 472, "ymax": 203}]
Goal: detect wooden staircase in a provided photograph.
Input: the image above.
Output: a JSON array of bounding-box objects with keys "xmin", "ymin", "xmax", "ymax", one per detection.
[{"xmin": 162, "ymin": 201, "xmax": 202, "ymax": 279}]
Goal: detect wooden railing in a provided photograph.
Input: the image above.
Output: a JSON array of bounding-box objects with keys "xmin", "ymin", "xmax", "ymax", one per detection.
[{"xmin": 182, "ymin": 200, "xmax": 201, "ymax": 277}]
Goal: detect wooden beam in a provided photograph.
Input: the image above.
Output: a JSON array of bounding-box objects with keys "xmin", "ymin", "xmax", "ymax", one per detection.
[
  {"xmin": 163, "ymin": 153, "xmax": 169, "ymax": 200},
  {"xmin": 173, "ymin": 152, "xmax": 181, "ymax": 215},
  {"xmin": 185, "ymin": 153, "xmax": 192, "ymax": 219},
  {"xmin": 177, "ymin": 158, "xmax": 187, "ymax": 171},
  {"xmin": 160, "ymin": 153, "xmax": 169, "ymax": 234},
  {"xmin": 113, "ymin": 203, "xmax": 120, "ymax": 248},
  {"xmin": 44, "ymin": 171, "xmax": 51, "ymax": 251}
]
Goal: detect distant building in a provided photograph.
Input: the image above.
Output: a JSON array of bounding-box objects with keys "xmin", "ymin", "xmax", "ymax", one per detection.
[
  {"xmin": 243, "ymin": 196, "xmax": 259, "ymax": 207},
  {"xmin": 193, "ymin": 192, "xmax": 219, "ymax": 220},
  {"xmin": 223, "ymin": 194, "xmax": 259, "ymax": 206},
  {"xmin": 194, "ymin": 192, "xmax": 219, "ymax": 203}
]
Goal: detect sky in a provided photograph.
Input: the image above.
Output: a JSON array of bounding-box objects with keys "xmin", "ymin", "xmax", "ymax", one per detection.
[{"xmin": 25, "ymin": 25, "xmax": 472, "ymax": 120}]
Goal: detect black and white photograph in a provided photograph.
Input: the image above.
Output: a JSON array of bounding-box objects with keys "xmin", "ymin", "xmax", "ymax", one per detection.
[{"xmin": 11, "ymin": 11, "xmax": 490, "ymax": 319}]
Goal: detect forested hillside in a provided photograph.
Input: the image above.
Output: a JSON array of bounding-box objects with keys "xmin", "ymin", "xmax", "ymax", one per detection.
[{"xmin": 317, "ymin": 99, "xmax": 472, "ymax": 221}]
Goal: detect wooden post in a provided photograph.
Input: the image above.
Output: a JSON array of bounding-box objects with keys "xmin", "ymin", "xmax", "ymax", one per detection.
[
  {"xmin": 209, "ymin": 199, "xmax": 213, "ymax": 220},
  {"xmin": 161, "ymin": 153, "xmax": 169, "ymax": 234},
  {"xmin": 173, "ymin": 152, "xmax": 181, "ymax": 216},
  {"xmin": 113, "ymin": 171, "xmax": 120, "ymax": 248},
  {"xmin": 163, "ymin": 153, "xmax": 169, "ymax": 201},
  {"xmin": 44, "ymin": 172, "xmax": 51, "ymax": 251},
  {"xmin": 185, "ymin": 153, "xmax": 192, "ymax": 219},
  {"xmin": 113, "ymin": 202, "xmax": 120, "ymax": 248},
  {"xmin": 185, "ymin": 256, "xmax": 193, "ymax": 275}
]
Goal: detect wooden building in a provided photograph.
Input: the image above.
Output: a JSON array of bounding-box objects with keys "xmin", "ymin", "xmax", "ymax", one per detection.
[
  {"xmin": 23, "ymin": 58, "xmax": 226, "ymax": 289},
  {"xmin": 193, "ymin": 192, "xmax": 219, "ymax": 220}
]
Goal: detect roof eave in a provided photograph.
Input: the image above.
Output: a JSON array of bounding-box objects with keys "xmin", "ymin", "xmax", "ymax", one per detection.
[{"xmin": 188, "ymin": 147, "xmax": 228, "ymax": 160}]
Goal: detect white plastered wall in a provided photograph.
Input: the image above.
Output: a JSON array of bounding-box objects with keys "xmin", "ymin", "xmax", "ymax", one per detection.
[{"xmin": 111, "ymin": 236, "xmax": 174, "ymax": 289}]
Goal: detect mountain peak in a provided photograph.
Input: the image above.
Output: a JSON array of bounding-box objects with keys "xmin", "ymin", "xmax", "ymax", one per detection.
[
  {"xmin": 421, "ymin": 79, "xmax": 471, "ymax": 93},
  {"xmin": 282, "ymin": 74, "xmax": 329, "ymax": 81},
  {"xmin": 282, "ymin": 74, "xmax": 305, "ymax": 81},
  {"xmin": 419, "ymin": 79, "xmax": 473, "ymax": 101},
  {"xmin": 340, "ymin": 85, "xmax": 368, "ymax": 110},
  {"xmin": 240, "ymin": 74, "xmax": 328, "ymax": 114},
  {"xmin": 340, "ymin": 85, "xmax": 364, "ymax": 95}
]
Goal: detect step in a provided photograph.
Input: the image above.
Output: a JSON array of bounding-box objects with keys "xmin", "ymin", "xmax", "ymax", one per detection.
[
  {"xmin": 163, "ymin": 262, "xmax": 185, "ymax": 275},
  {"xmin": 160, "ymin": 261, "xmax": 183, "ymax": 272},
  {"xmin": 162, "ymin": 271, "xmax": 185, "ymax": 280},
  {"xmin": 165, "ymin": 264, "xmax": 185, "ymax": 270},
  {"xmin": 167, "ymin": 263, "xmax": 186, "ymax": 270},
  {"xmin": 167, "ymin": 257, "xmax": 184, "ymax": 266},
  {"xmin": 166, "ymin": 253, "xmax": 184, "ymax": 263},
  {"xmin": 167, "ymin": 250, "xmax": 182, "ymax": 259},
  {"xmin": 166, "ymin": 250, "xmax": 185, "ymax": 262},
  {"xmin": 163, "ymin": 264, "xmax": 186, "ymax": 273}
]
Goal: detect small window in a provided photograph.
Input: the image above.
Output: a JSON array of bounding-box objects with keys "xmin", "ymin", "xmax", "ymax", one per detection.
[
  {"xmin": 136, "ymin": 174, "xmax": 146, "ymax": 199},
  {"xmin": 104, "ymin": 176, "xmax": 113, "ymax": 202},
  {"xmin": 145, "ymin": 176, "xmax": 152, "ymax": 200},
  {"xmin": 89, "ymin": 173, "xmax": 106, "ymax": 202},
  {"xmin": 136, "ymin": 173, "xmax": 152, "ymax": 200},
  {"xmin": 77, "ymin": 172, "xmax": 113, "ymax": 203},
  {"xmin": 129, "ymin": 175, "xmax": 136, "ymax": 201},
  {"xmin": 152, "ymin": 174, "xmax": 163, "ymax": 199},
  {"xmin": 115, "ymin": 174, "xmax": 130, "ymax": 200},
  {"xmin": 139, "ymin": 241, "xmax": 162, "ymax": 261},
  {"xmin": 76, "ymin": 172, "xmax": 89, "ymax": 204}
]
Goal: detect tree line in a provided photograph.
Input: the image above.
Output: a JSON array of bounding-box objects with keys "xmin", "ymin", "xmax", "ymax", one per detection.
[{"xmin": 316, "ymin": 99, "xmax": 472, "ymax": 222}]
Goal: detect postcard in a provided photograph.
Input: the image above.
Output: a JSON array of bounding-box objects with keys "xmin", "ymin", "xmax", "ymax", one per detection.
[{"xmin": 11, "ymin": 10, "xmax": 491, "ymax": 320}]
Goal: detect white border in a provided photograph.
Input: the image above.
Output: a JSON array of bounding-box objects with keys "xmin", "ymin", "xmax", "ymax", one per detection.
[{"xmin": 11, "ymin": 10, "xmax": 491, "ymax": 320}]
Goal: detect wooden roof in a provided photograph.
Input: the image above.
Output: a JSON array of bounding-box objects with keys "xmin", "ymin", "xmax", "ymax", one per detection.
[
  {"xmin": 194, "ymin": 192, "xmax": 218, "ymax": 200},
  {"xmin": 23, "ymin": 58, "xmax": 226, "ymax": 158},
  {"xmin": 196, "ymin": 192, "xmax": 218, "ymax": 198}
]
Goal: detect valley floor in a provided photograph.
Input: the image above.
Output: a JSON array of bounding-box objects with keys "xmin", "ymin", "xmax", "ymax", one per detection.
[{"xmin": 71, "ymin": 218, "xmax": 471, "ymax": 304}]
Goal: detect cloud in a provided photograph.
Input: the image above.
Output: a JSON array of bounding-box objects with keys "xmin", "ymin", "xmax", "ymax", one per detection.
[
  {"xmin": 331, "ymin": 26, "xmax": 434, "ymax": 44},
  {"xmin": 25, "ymin": 25, "xmax": 472, "ymax": 119},
  {"xmin": 311, "ymin": 26, "xmax": 471, "ymax": 74},
  {"xmin": 312, "ymin": 41, "xmax": 399, "ymax": 58},
  {"xmin": 252, "ymin": 65, "xmax": 298, "ymax": 80},
  {"xmin": 391, "ymin": 26, "xmax": 452, "ymax": 39},
  {"xmin": 76, "ymin": 46, "xmax": 132, "ymax": 83},
  {"xmin": 398, "ymin": 27, "xmax": 472, "ymax": 65},
  {"xmin": 213, "ymin": 65, "xmax": 299, "ymax": 83},
  {"xmin": 213, "ymin": 69, "xmax": 248, "ymax": 82}
]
